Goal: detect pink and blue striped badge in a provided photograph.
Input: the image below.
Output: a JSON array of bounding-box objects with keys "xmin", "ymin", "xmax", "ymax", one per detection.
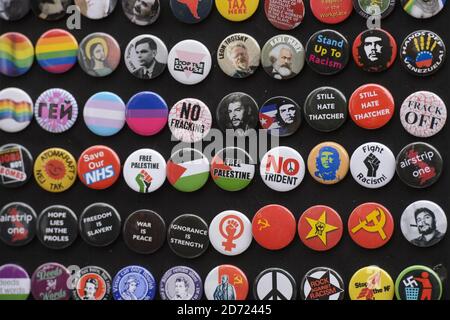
[
  {"xmin": 83, "ymin": 92, "xmax": 126, "ymax": 137},
  {"xmin": 126, "ymin": 91, "xmax": 168, "ymax": 136}
]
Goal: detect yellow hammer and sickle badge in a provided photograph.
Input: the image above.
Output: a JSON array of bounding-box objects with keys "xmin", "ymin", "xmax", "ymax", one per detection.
[
  {"xmin": 257, "ymin": 218, "xmax": 270, "ymax": 231},
  {"xmin": 234, "ymin": 275, "xmax": 243, "ymax": 285},
  {"xmin": 351, "ymin": 208, "xmax": 387, "ymax": 240}
]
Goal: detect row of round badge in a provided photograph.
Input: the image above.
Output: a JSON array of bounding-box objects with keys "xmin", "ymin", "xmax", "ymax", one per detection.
[
  {"xmin": 0, "ymin": 0, "xmax": 446, "ymax": 24},
  {"xmin": 0, "ymin": 28, "xmax": 446, "ymax": 80},
  {"xmin": 0, "ymin": 263, "xmax": 444, "ymax": 300},
  {"xmin": 0, "ymin": 86, "xmax": 446, "ymax": 138},
  {"xmin": 0, "ymin": 142, "xmax": 443, "ymax": 193},
  {"xmin": 0, "ymin": 201, "xmax": 446, "ymax": 252}
]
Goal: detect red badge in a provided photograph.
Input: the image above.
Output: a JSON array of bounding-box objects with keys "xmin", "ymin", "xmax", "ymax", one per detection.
[
  {"xmin": 349, "ymin": 84, "xmax": 395, "ymax": 129},
  {"xmin": 77, "ymin": 145, "xmax": 121, "ymax": 190},
  {"xmin": 348, "ymin": 202, "xmax": 394, "ymax": 249},
  {"xmin": 298, "ymin": 205, "xmax": 343, "ymax": 251},
  {"xmin": 252, "ymin": 204, "xmax": 296, "ymax": 250},
  {"xmin": 310, "ymin": 0, "xmax": 353, "ymax": 24},
  {"xmin": 264, "ymin": 0, "xmax": 305, "ymax": 30}
]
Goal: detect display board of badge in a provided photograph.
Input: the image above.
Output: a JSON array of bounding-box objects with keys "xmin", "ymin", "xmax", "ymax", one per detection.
[{"xmin": 0, "ymin": 0, "xmax": 449, "ymax": 300}]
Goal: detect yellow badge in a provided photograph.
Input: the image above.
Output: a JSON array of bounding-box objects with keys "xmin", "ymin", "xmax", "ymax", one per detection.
[
  {"xmin": 215, "ymin": 0, "xmax": 260, "ymax": 22},
  {"xmin": 34, "ymin": 148, "xmax": 77, "ymax": 193},
  {"xmin": 349, "ymin": 266, "xmax": 394, "ymax": 300},
  {"xmin": 307, "ymin": 141, "xmax": 349, "ymax": 185}
]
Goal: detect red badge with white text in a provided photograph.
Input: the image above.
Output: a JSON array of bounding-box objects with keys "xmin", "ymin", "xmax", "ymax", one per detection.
[
  {"xmin": 77, "ymin": 145, "xmax": 121, "ymax": 190},
  {"xmin": 252, "ymin": 204, "xmax": 296, "ymax": 250},
  {"xmin": 348, "ymin": 202, "xmax": 394, "ymax": 249},
  {"xmin": 349, "ymin": 84, "xmax": 395, "ymax": 129},
  {"xmin": 310, "ymin": 0, "xmax": 353, "ymax": 24},
  {"xmin": 298, "ymin": 205, "xmax": 343, "ymax": 251}
]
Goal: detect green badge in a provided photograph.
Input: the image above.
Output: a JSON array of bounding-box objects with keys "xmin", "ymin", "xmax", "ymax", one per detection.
[
  {"xmin": 210, "ymin": 147, "xmax": 255, "ymax": 191},
  {"xmin": 395, "ymin": 265, "xmax": 442, "ymax": 300},
  {"xmin": 167, "ymin": 148, "xmax": 210, "ymax": 192}
]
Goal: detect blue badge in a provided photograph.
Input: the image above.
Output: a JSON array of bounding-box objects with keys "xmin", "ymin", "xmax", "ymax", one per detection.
[
  {"xmin": 314, "ymin": 146, "xmax": 341, "ymax": 181},
  {"xmin": 112, "ymin": 266, "xmax": 156, "ymax": 300},
  {"xmin": 159, "ymin": 266, "xmax": 203, "ymax": 300}
]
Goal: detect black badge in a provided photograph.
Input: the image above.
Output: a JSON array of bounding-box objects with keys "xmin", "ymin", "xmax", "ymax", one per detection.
[
  {"xmin": 305, "ymin": 29, "xmax": 350, "ymax": 75},
  {"xmin": 400, "ymin": 30, "xmax": 446, "ymax": 76},
  {"xmin": 0, "ymin": 0, "xmax": 30, "ymax": 21},
  {"xmin": 0, "ymin": 202, "xmax": 36, "ymax": 246},
  {"xmin": 79, "ymin": 203, "xmax": 121, "ymax": 247},
  {"xmin": 170, "ymin": 0, "xmax": 213, "ymax": 24},
  {"xmin": 37, "ymin": 205, "xmax": 78, "ymax": 250},
  {"xmin": 353, "ymin": 0, "xmax": 396, "ymax": 19},
  {"xmin": 253, "ymin": 268, "xmax": 297, "ymax": 300},
  {"xmin": 352, "ymin": 28, "xmax": 397, "ymax": 72},
  {"xmin": 303, "ymin": 87, "xmax": 348, "ymax": 132},
  {"xmin": 167, "ymin": 214, "xmax": 209, "ymax": 259},
  {"xmin": 300, "ymin": 267, "xmax": 345, "ymax": 300},
  {"xmin": 396, "ymin": 142, "xmax": 443, "ymax": 189},
  {"xmin": 123, "ymin": 209, "xmax": 166, "ymax": 254},
  {"xmin": 216, "ymin": 92, "xmax": 259, "ymax": 137},
  {"xmin": 0, "ymin": 144, "xmax": 33, "ymax": 188},
  {"xmin": 259, "ymin": 96, "xmax": 301, "ymax": 137},
  {"xmin": 31, "ymin": 0, "xmax": 73, "ymax": 21}
]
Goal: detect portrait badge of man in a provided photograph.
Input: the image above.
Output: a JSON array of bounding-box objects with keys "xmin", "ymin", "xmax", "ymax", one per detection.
[
  {"xmin": 125, "ymin": 35, "xmax": 168, "ymax": 80},
  {"xmin": 80, "ymin": 35, "xmax": 119, "ymax": 77},
  {"xmin": 163, "ymin": 274, "xmax": 195, "ymax": 300},
  {"xmin": 213, "ymin": 274, "xmax": 236, "ymax": 300},
  {"xmin": 33, "ymin": 0, "xmax": 71, "ymax": 20},
  {"xmin": 314, "ymin": 146, "xmax": 341, "ymax": 182},
  {"xmin": 264, "ymin": 44, "xmax": 299, "ymax": 80},
  {"xmin": 75, "ymin": 0, "xmax": 117, "ymax": 19},
  {"xmin": 122, "ymin": 0, "xmax": 160, "ymax": 26},
  {"xmin": 82, "ymin": 277, "xmax": 100, "ymax": 300},
  {"xmin": 226, "ymin": 42, "xmax": 259, "ymax": 78},
  {"xmin": 407, "ymin": 207, "xmax": 446, "ymax": 247},
  {"xmin": 217, "ymin": 93, "xmax": 259, "ymax": 137},
  {"xmin": 355, "ymin": 30, "xmax": 394, "ymax": 72}
]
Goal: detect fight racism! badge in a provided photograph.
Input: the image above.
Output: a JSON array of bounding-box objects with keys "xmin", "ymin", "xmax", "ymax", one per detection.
[
  {"xmin": 298, "ymin": 205, "xmax": 343, "ymax": 251},
  {"xmin": 350, "ymin": 142, "xmax": 396, "ymax": 189},
  {"xmin": 348, "ymin": 202, "xmax": 394, "ymax": 249},
  {"xmin": 33, "ymin": 148, "xmax": 77, "ymax": 193},
  {"xmin": 349, "ymin": 266, "xmax": 394, "ymax": 300}
]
